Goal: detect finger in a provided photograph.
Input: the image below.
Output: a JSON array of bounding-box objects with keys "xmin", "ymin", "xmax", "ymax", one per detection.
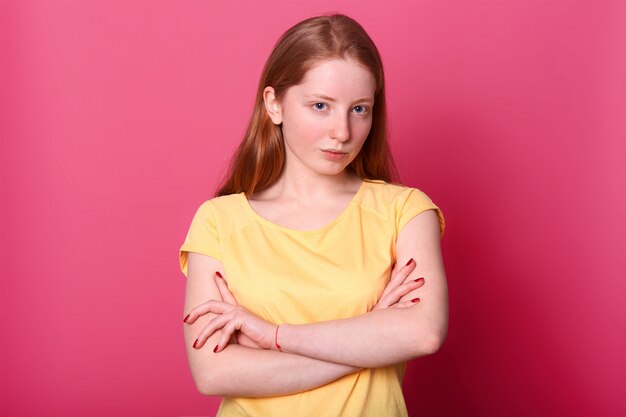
[
  {"xmin": 380, "ymin": 259, "xmax": 417, "ymax": 300},
  {"xmin": 195, "ymin": 312, "xmax": 232, "ymax": 349},
  {"xmin": 376, "ymin": 279, "xmax": 423, "ymax": 309},
  {"xmin": 186, "ymin": 300, "xmax": 234, "ymax": 324},
  {"xmin": 381, "ymin": 258, "xmax": 417, "ymax": 298},
  {"xmin": 214, "ymin": 272, "xmax": 238, "ymax": 305},
  {"xmin": 391, "ymin": 279, "xmax": 424, "ymax": 300},
  {"xmin": 404, "ymin": 276, "xmax": 425, "ymax": 288},
  {"xmin": 215, "ymin": 321, "xmax": 237, "ymax": 353},
  {"xmin": 380, "ymin": 268, "xmax": 404, "ymax": 300},
  {"xmin": 391, "ymin": 298, "xmax": 421, "ymax": 309},
  {"xmin": 372, "ymin": 294, "xmax": 392, "ymax": 310}
]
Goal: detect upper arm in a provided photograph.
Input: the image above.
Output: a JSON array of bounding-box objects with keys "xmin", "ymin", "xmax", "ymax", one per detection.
[
  {"xmin": 182, "ymin": 251, "xmax": 227, "ymax": 395},
  {"xmin": 395, "ymin": 208, "xmax": 449, "ymax": 352},
  {"xmin": 179, "ymin": 200, "xmax": 222, "ymax": 278},
  {"xmin": 179, "ymin": 200, "xmax": 228, "ymax": 392}
]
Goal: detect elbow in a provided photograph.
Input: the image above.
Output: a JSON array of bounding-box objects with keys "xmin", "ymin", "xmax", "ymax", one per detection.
[
  {"xmin": 192, "ymin": 365, "xmax": 222, "ymax": 397},
  {"xmin": 195, "ymin": 379, "xmax": 211, "ymax": 396},
  {"xmin": 418, "ymin": 326, "xmax": 448, "ymax": 356},
  {"xmin": 196, "ymin": 375, "xmax": 217, "ymax": 397},
  {"xmin": 196, "ymin": 370, "xmax": 223, "ymax": 396},
  {"xmin": 192, "ymin": 370, "xmax": 211, "ymax": 396},
  {"xmin": 422, "ymin": 334, "xmax": 444, "ymax": 355}
]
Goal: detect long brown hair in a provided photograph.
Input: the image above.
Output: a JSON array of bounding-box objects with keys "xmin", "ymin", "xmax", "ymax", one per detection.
[{"xmin": 215, "ymin": 13, "xmax": 400, "ymax": 197}]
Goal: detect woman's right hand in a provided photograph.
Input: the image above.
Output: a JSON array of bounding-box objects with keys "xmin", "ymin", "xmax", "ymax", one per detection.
[{"xmin": 372, "ymin": 258, "xmax": 425, "ymax": 310}]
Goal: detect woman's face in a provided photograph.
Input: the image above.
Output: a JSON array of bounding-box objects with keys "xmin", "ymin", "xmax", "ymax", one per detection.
[{"xmin": 266, "ymin": 58, "xmax": 376, "ymax": 177}]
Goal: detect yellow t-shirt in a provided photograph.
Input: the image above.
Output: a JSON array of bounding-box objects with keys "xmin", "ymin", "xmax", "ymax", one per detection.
[{"xmin": 179, "ymin": 178, "xmax": 445, "ymax": 417}]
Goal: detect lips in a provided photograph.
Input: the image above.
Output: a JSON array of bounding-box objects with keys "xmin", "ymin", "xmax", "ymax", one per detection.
[{"xmin": 321, "ymin": 149, "xmax": 348, "ymax": 161}]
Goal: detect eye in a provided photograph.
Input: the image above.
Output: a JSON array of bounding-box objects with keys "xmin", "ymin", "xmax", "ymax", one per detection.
[
  {"xmin": 313, "ymin": 102, "xmax": 327, "ymax": 111},
  {"xmin": 353, "ymin": 105, "xmax": 369, "ymax": 114}
]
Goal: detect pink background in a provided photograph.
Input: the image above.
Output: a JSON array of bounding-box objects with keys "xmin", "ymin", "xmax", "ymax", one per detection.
[{"xmin": 1, "ymin": 1, "xmax": 625, "ymax": 416}]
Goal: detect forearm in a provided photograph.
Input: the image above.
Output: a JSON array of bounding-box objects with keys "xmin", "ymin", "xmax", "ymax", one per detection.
[
  {"xmin": 203, "ymin": 343, "xmax": 362, "ymax": 397},
  {"xmin": 276, "ymin": 304, "xmax": 442, "ymax": 368}
]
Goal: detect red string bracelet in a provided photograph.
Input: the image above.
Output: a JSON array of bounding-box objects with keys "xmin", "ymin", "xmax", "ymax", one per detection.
[{"xmin": 274, "ymin": 324, "xmax": 283, "ymax": 352}]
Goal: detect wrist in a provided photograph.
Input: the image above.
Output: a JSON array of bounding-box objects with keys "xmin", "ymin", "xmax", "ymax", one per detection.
[{"xmin": 274, "ymin": 324, "xmax": 284, "ymax": 352}]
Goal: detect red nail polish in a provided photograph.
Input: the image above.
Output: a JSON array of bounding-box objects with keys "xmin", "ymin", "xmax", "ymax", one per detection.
[
  {"xmin": 406, "ymin": 258, "xmax": 414, "ymax": 266},
  {"xmin": 193, "ymin": 339, "xmax": 199, "ymax": 348},
  {"xmin": 183, "ymin": 314, "xmax": 190, "ymax": 323},
  {"xmin": 215, "ymin": 271, "xmax": 222, "ymax": 278},
  {"xmin": 414, "ymin": 278, "xmax": 424, "ymax": 283},
  {"xmin": 411, "ymin": 298, "xmax": 420, "ymax": 303},
  {"xmin": 213, "ymin": 344, "xmax": 219, "ymax": 353}
]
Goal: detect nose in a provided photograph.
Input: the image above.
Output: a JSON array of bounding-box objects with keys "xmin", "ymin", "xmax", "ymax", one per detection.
[{"xmin": 330, "ymin": 112, "xmax": 350, "ymax": 142}]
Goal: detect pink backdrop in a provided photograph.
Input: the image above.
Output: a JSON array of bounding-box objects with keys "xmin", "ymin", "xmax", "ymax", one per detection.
[{"xmin": 1, "ymin": 1, "xmax": 624, "ymax": 416}]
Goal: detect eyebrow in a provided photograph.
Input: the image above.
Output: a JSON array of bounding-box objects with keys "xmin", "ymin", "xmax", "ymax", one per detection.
[{"xmin": 304, "ymin": 94, "xmax": 374, "ymax": 105}]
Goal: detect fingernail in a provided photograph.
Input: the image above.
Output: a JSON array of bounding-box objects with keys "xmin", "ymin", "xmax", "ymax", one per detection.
[
  {"xmin": 193, "ymin": 339, "xmax": 199, "ymax": 349},
  {"xmin": 213, "ymin": 344, "xmax": 219, "ymax": 353},
  {"xmin": 405, "ymin": 258, "xmax": 414, "ymax": 266},
  {"xmin": 183, "ymin": 314, "xmax": 190, "ymax": 323},
  {"xmin": 215, "ymin": 271, "xmax": 223, "ymax": 279},
  {"xmin": 414, "ymin": 278, "xmax": 424, "ymax": 284},
  {"xmin": 411, "ymin": 298, "xmax": 420, "ymax": 303}
]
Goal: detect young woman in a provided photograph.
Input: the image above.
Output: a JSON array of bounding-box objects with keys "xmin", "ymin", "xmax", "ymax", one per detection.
[{"xmin": 179, "ymin": 13, "xmax": 448, "ymax": 417}]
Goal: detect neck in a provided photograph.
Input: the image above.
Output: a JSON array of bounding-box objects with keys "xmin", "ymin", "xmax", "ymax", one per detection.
[{"xmin": 261, "ymin": 170, "xmax": 360, "ymax": 202}]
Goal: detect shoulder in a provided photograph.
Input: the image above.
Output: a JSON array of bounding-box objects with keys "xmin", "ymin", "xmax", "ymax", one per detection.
[
  {"xmin": 361, "ymin": 179, "xmax": 445, "ymax": 238},
  {"xmin": 361, "ymin": 179, "xmax": 433, "ymax": 209},
  {"xmin": 195, "ymin": 193, "xmax": 243, "ymax": 215},
  {"xmin": 192, "ymin": 192, "xmax": 252, "ymax": 237}
]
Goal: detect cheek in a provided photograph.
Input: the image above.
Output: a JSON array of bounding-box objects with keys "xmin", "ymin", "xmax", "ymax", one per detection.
[
  {"xmin": 284, "ymin": 112, "xmax": 326, "ymax": 144},
  {"xmin": 355, "ymin": 118, "xmax": 373, "ymax": 139}
]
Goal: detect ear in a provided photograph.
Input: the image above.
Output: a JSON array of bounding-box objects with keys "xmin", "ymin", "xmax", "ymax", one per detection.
[{"xmin": 263, "ymin": 86, "xmax": 283, "ymax": 125}]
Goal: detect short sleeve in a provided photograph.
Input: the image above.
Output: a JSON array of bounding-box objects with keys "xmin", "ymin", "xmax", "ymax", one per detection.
[
  {"xmin": 179, "ymin": 200, "xmax": 222, "ymax": 277},
  {"xmin": 397, "ymin": 188, "xmax": 445, "ymax": 238}
]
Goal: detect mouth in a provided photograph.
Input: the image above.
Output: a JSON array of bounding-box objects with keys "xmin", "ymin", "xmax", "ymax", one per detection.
[{"xmin": 321, "ymin": 149, "xmax": 348, "ymax": 161}]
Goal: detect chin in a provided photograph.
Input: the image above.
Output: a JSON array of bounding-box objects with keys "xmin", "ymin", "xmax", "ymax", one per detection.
[{"xmin": 319, "ymin": 165, "xmax": 350, "ymax": 176}]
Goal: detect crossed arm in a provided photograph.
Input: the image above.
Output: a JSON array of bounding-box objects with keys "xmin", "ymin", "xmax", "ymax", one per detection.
[{"xmin": 182, "ymin": 209, "xmax": 448, "ymax": 397}]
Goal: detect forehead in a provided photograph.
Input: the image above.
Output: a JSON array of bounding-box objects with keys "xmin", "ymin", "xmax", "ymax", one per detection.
[{"xmin": 290, "ymin": 59, "xmax": 376, "ymax": 99}]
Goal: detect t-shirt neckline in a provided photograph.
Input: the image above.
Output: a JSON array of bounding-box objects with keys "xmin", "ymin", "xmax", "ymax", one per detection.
[{"xmin": 239, "ymin": 179, "xmax": 367, "ymax": 234}]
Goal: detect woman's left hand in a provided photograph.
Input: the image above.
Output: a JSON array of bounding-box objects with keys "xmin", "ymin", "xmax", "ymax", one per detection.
[
  {"xmin": 185, "ymin": 293, "xmax": 277, "ymax": 353},
  {"xmin": 213, "ymin": 273, "xmax": 265, "ymax": 350}
]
